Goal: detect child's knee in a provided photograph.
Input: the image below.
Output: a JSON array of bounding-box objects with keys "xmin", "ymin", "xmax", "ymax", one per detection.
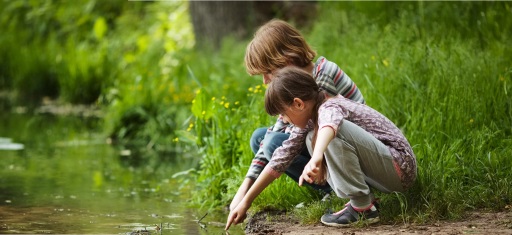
[
  {"xmin": 250, "ymin": 127, "xmax": 267, "ymax": 153},
  {"xmin": 261, "ymin": 132, "xmax": 287, "ymax": 158}
]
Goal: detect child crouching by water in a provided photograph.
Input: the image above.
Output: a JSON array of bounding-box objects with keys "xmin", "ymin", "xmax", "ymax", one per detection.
[{"xmin": 225, "ymin": 67, "xmax": 417, "ymax": 229}]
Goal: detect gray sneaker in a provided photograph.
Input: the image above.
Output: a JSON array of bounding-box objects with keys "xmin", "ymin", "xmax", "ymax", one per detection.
[{"xmin": 321, "ymin": 203, "xmax": 380, "ymax": 227}]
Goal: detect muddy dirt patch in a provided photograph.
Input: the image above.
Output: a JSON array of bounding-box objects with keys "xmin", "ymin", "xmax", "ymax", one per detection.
[{"xmin": 245, "ymin": 209, "xmax": 512, "ymax": 235}]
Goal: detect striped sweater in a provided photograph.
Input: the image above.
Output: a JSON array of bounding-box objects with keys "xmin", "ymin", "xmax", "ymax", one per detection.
[{"xmin": 246, "ymin": 56, "xmax": 365, "ymax": 180}]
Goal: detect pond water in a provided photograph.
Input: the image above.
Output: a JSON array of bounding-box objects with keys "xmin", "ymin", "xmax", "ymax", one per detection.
[{"xmin": 0, "ymin": 113, "xmax": 244, "ymax": 235}]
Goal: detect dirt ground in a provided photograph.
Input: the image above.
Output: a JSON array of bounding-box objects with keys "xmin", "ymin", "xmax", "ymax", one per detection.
[{"xmin": 244, "ymin": 209, "xmax": 512, "ymax": 235}]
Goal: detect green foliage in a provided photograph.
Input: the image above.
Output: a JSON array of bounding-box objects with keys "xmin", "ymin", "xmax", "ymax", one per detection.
[
  {"xmin": 0, "ymin": 0, "xmax": 199, "ymax": 153},
  {"xmin": 100, "ymin": 1, "xmax": 196, "ymax": 153},
  {"xmin": 184, "ymin": 48, "xmax": 271, "ymax": 208},
  {"xmin": 3, "ymin": 35, "xmax": 60, "ymax": 103},
  {"xmin": 0, "ymin": 0, "xmax": 189, "ymax": 107},
  {"xmin": 0, "ymin": 0, "xmax": 128, "ymax": 104},
  {"xmin": 56, "ymin": 38, "xmax": 112, "ymax": 104}
]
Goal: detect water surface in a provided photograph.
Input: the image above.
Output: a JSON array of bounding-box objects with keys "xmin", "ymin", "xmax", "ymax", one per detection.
[{"xmin": 0, "ymin": 113, "xmax": 244, "ymax": 234}]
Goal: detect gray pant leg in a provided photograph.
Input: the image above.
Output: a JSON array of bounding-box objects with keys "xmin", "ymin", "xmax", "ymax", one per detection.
[{"xmin": 306, "ymin": 120, "xmax": 403, "ymax": 208}]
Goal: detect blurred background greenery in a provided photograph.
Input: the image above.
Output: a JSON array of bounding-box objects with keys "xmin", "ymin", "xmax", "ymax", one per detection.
[{"xmin": 1, "ymin": 0, "xmax": 511, "ymax": 224}]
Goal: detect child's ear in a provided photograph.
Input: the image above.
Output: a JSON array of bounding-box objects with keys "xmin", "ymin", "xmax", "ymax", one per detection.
[{"xmin": 293, "ymin": 98, "xmax": 305, "ymax": 111}]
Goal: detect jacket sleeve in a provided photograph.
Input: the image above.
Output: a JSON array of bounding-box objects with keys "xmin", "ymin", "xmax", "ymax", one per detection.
[
  {"xmin": 265, "ymin": 122, "xmax": 312, "ymax": 178},
  {"xmin": 245, "ymin": 116, "xmax": 289, "ymax": 180},
  {"xmin": 314, "ymin": 57, "xmax": 365, "ymax": 104}
]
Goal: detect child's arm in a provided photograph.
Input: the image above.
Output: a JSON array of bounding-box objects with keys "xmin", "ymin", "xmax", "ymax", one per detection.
[
  {"xmin": 229, "ymin": 177, "xmax": 254, "ymax": 211},
  {"xmin": 225, "ymin": 170, "xmax": 275, "ymax": 230},
  {"xmin": 226, "ymin": 124, "xmax": 309, "ymax": 230},
  {"xmin": 315, "ymin": 57, "xmax": 365, "ymax": 104},
  {"xmin": 299, "ymin": 126, "xmax": 335, "ymax": 185},
  {"xmin": 231, "ymin": 117, "xmax": 288, "ymax": 210}
]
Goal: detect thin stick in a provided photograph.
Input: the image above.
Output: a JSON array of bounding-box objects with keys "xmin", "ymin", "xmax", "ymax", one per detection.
[{"xmin": 198, "ymin": 212, "xmax": 208, "ymax": 223}]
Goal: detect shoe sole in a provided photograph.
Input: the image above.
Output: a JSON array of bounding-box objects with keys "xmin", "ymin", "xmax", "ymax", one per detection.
[{"xmin": 321, "ymin": 217, "xmax": 380, "ymax": 227}]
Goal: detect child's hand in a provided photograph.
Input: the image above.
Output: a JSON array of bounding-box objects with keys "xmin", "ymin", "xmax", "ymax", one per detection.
[
  {"xmin": 299, "ymin": 160, "xmax": 326, "ymax": 186},
  {"xmin": 225, "ymin": 201, "xmax": 249, "ymax": 230}
]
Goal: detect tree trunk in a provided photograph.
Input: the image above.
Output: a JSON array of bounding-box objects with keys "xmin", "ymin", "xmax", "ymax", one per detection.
[
  {"xmin": 189, "ymin": 1, "xmax": 318, "ymax": 49},
  {"xmin": 189, "ymin": 1, "xmax": 252, "ymax": 49}
]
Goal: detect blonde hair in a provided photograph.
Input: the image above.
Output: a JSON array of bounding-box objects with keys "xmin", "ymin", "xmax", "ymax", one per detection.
[{"xmin": 244, "ymin": 19, "xmax": 316, "ymax": 75}]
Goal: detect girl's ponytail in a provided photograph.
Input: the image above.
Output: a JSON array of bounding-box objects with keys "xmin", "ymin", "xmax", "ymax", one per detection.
[{"xmin": 310, "ymin": 89, "xmax": 325, "ymax": 149}]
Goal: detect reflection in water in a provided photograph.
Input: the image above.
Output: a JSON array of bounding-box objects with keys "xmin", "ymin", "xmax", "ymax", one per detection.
[
  {"xmin": 0, "ymin": 113, "xmax": 244, "ymax": 234},
  {"xmin": 0, "ymin": 137, "xmax": 24, "ymax": 150}
]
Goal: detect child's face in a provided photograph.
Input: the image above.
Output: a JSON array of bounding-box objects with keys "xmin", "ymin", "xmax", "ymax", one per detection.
[{"xmin": 281, "ymin": 104, "xmax": 311, "ymax": 129}]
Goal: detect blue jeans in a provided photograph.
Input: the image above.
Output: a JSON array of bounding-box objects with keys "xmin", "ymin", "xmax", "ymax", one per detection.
[{"xmin": 250, "ymin": 127, "xmax": 332, "ymax": 193}]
